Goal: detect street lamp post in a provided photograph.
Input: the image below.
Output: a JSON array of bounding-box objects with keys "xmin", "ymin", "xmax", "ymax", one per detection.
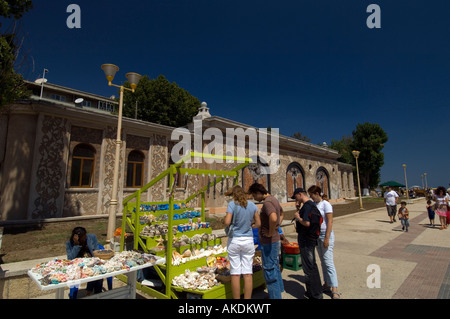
[
  {"xmin": 424, "ymin": 173, "xmax": 428, "ymax": 189},
  {"xmin": 101, "ymin": 64, "xmax": 142, "ymax": 247},
  {"xmin": 403, "ymin": 164, "xmax": 410, "ymax": 203},
  {"xmin": 352, "ymin": 150, "xmax": 364, "ymax": 210}
]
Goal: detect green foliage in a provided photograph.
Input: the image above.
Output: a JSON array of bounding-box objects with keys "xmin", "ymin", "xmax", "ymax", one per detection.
[
  {"xmin": 330, "ymin": 122, "xmax": 388, "ymax": 189},
  {"xmin": 0, "ymin": 32, "xmax": 31, "ymax": 108},
  {"xmin": 291, "ymin": 131, "xmax": 311, "ymax": 142},
  {"xmin": 0, "ymin": 0, "xmax": 33, "ymax": 108},
  {"xmin": 330, "ymin": 135, "xmax": 354, "ymax": 164},
  {"xmin": 351, "ymin": 122, "xmax": 388, "ymax": 189},
  {"xmin": 0, "ymin": 0, "xmax": 33, "ymax": 23},
  {"xmin": 122, "ymin": 75, "xmax": 201, "ymax": 127}
]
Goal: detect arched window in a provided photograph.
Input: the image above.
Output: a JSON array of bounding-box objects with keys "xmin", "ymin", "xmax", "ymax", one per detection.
[
  {"xmin": 316, "ymin": 167, "xmax": 330, "ymax": 199},
  {"xmin": 70, "ymin": 144, "xmax": 95, "ymax": 187},
  {"xmin": 127, "ymin": 150, "xmax": 145, "ymax": 188},
  {"xmin": 242, "ymin": 156, "xmax": 271, "ymax": 195},
  {"xmin": 286, "ymin": 162, "xmax": 305, "ymax": 201}
]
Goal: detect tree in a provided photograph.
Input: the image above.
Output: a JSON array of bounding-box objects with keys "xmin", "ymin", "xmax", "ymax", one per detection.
[
  {"xmin": 291, "ymin": 131, "xmax": 311, "ymax": 142},
  {"xmin": 0, "ymin": 0, "xmax": 33, "ymax": 108},
  {"xmin": 330, "ymin": 135, "xmax": 353, "ymax": 164},
  {"xmin": 0, "ymin": 0, "xmax": 33, "ymax": 19},
  {"xmin": 350, "ymin": 122, "xmax": 388, "ymax": 189},
  {"xmin": 121, "ymin": 75, "xmax": 201, "ymax": 128},
  {"xmin": 330, "ymin": 123, "xmax": 388, "ymax": 189}
]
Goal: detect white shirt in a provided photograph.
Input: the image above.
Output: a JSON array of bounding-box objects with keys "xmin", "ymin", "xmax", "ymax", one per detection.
[
  {"xmin": 316, "ymin": 200, "xmax": 333, "ymax": 233},
  {"xmin": 435, "ymin": 194, "xmax": 449, "ymax": 207},
  {"xmin": 384, "ymin": 190, "xmax": 399, "ymax": 206}
]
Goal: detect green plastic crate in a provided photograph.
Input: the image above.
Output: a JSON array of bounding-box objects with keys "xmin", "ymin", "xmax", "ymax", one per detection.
[{"xmin": 282, "ymin": 253, "xmax": 302, "ymax": 271}]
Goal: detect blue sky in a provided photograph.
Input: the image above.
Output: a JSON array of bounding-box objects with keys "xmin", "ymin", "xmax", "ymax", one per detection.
[{"xmin": 14, "ymin": 0, "xmax": 450, "ymax": 189}]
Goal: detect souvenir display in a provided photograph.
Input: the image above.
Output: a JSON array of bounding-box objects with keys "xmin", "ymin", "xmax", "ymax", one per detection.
[
  {"xmin": 252, "ymin": 255, "xmax": 262, "ymax": 272},
  {"xmin": 140, "ymin": 223, "xmax": 171, "ymax": 237},
  {"xmin": 134, "ymin": 203, "xmax": 187, "ymax": 213},
  {"xmin": 171, "ymin": 245, "xmax": 227, "ymax": 265},
  {"xmin": 118, "ymin": 153, "xmax": 265, "ymax": 299},
  {"xmin": 207, "ymin": 256, "xmax": 230, "ymax": 274},
  {"xmin": 172, "ymin": 269, "xmax": 219, "ymax": 291},
  {"xmin": 139, "ymin": 213, "xmax": 156, "ymax": 224},
  {"xmin": 30, "ymin": 251, "xmax": 159, "ymax": 286},
  {"xmin": 139, "ymin": 220, "xmax": 210, "ymax": 237}
]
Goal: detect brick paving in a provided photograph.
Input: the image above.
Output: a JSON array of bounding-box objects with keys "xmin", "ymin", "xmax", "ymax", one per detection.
[{"xmin": 370, "ymin": 211, "xmax": 450, "ymax": 299}]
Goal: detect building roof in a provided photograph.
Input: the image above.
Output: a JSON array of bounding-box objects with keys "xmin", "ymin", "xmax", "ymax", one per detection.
[{"xmin": 20, "ymin": 80, "xmax": 342, "ymax": 161}]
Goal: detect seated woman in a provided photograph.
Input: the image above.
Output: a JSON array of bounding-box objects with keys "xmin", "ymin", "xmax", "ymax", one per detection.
[{"xmin": 66, "ymin": 227, "xmax": 103, "ymax": 297}]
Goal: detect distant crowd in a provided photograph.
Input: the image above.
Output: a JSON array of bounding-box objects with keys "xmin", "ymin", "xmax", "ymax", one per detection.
[{"xmin": 384, "ymin": 186, "xmax": 450, "ymax": 231}]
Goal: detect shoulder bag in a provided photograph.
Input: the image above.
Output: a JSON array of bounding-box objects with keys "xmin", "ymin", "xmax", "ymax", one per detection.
[{"xmin": 224, "ymin": 203, "xmax": 237, "ymax": 237}]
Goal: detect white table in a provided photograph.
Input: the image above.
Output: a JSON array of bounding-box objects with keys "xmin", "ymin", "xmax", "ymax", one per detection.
[{"xmin": 28, "ymin": 256, "xmax": 165, "ymax": 299}]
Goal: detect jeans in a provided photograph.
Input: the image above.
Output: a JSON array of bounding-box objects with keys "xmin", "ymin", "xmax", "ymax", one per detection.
[
  {"xmin": 261, "ymin": 241, "xmax": 284, "ymax": 299},
  {"xmin": 400, "ymin": 218, "xmax": 410, "ymax": 228},
  {"xmin": 317, "ymin": 231, "xmax": 338, "ymax": 288},
  {"xmin": 298, "ymin": 237, "xmax": 323, "ymax": 299}
]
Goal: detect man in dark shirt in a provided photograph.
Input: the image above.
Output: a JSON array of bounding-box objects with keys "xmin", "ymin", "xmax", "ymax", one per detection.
[
  {"xmin": 248, "ymin": 182, "xmax": 284, "ymax": 299},
  {"xmin": 293, "ymin": 188, "xmax": 323, "ymax": 299}
]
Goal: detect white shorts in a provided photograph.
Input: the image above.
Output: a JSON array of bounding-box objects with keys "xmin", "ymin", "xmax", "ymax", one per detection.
[{"xmin": 227, "ymin": 237, "xmax": 255, "ymax": 275}]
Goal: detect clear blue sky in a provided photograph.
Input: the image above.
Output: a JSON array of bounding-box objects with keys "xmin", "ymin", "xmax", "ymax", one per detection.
[{"xmin": 14, "ymin": 0, "xmax": 450, "ymax": 189}]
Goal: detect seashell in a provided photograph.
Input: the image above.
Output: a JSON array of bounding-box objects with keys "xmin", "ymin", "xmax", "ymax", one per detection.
[
  {"xmin": 173, "ymin": 251, "xmax": 182, "ymax": 259},
  {"xmin": 182, "ymin": 249, "xmax": 192, "ymax": 257},
  {"xmin": 155, "ymin": 235, "xmax": 165, "ymax": 247}
]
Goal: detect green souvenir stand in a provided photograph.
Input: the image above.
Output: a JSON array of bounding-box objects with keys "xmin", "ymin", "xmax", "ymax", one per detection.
[{"xmin": 118, "ymin": 152, "xmax": 265, "ymax": 299}]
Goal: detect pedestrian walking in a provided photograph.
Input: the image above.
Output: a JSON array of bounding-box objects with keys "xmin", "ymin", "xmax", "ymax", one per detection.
[
  {"xmin": 307, "ymin": 185, "xmax": 341, "ymax": 299},
  {"xmin": 446, "ymin": 188, "xmax": 450, "ymax": 226},
  {"xmin": 426, "ymin": 200, "xmax": 435, "ymax": 227},
  {"xmin": 434, "ymin": 186, "xmax": 449, "ymax": 230},
  {"xmin": 224, "ymin": 185, "xmax": 261, "ymax": 299},
  {"xmin": 384, "ymin": 186, "xmax": 399, "ymax": 223},
  {"xmin": 398, "ymin": 201, "xmax": 410, "ymax": 232},
  {"xmin": 248, "ymin": 182, "xmax": 284, "ymax": 299},
  {"xmin": 292, "ymin": 188, "xmax": 323, "ymax": 299}
]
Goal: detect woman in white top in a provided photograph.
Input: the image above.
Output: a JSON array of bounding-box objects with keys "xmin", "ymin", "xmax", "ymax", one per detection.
[
  {"xmin": 307, "ymin": 185, "xmax": 341, "ymax": 299},
  {"xmin": 224, "ymin": 185, "xmax": 261, "ymax": 299},
  {"xmin": 434, "ymin": 186, "xmax": 449, "ymax": 230}
]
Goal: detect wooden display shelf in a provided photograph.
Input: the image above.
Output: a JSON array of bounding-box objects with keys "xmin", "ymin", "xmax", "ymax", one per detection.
[{"xmin": 119, "ymin": 152, "xmax": 253, "ymax": 299}]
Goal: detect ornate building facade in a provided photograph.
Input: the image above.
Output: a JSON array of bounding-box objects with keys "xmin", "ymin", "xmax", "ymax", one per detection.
[{"xmin": 0, "ymin": 81, "xmax": 354, "ymax": 221}]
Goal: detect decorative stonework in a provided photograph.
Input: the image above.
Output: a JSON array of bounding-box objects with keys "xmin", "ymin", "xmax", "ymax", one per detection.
[
  {"xmin": 63, "ymin": 192, "xmax": 98, "ymax": 217},
  {"xmin": 99, "ymin": 126, "xmax": 124, "ymax": 215},
  {"xmin": 127, "ymin": 134, "xmax": 150, "ymax": 150},
  {"xmin": 31, "ymin": 115, "xmax": 69, "ymax": 219},
  {"xmin": 149, "ymin": 134, "xmax": 167, "ymax": 202}
]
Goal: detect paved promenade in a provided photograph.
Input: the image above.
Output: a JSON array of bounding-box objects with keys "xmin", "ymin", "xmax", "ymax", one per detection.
[
  {"xmin": 8, "ymin": 197, "xmax": 449, "ymax": 299},
  {"xmin": 254, "ymin": 198, "xmax": 450, "ymax": 299}
]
